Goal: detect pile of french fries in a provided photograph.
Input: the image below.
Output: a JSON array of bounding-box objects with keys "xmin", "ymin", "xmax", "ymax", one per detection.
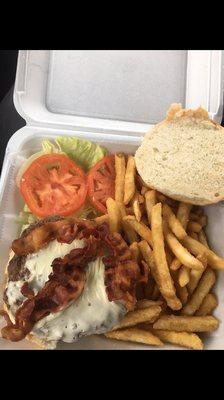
[{"xmin": 95, "ymin": 154, "xmax": 223, "ymax": 350}]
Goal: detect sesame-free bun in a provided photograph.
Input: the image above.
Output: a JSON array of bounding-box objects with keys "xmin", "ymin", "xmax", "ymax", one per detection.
[{"xmin": 135, "ymin": 103, "xmax": 224, "ymax": 205}]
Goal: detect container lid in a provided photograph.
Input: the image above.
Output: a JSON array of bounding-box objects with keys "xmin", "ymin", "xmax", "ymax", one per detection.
[{"xmin": 14, "ymin": 50, "xmax": 224, "ymax": 136}]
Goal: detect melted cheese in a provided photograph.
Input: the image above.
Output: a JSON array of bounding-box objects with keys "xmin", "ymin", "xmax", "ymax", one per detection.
[
  {"xmin": 5, "ymin": 239, "xmax": 125, "ymax": 346},
  {"xmin": 34, "ymin": 257, "xmax": 125, "ymax": 344}
]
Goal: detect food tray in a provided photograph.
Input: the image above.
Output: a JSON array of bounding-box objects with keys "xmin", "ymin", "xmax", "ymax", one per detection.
[{"xmin": 0, "ymin": 50, "xmax": 224, "ymax": 349}]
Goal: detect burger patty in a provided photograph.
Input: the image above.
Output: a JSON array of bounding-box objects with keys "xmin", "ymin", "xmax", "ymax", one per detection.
[{"xmin": 4, "ymin": 216, "xmax": 65, "ymax": 305}]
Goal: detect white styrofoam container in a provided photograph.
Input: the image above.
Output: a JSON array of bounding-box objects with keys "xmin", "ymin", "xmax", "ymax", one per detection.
[{"xmin": 0, "ymin": 50, "xmax": 224, "ymax": 350}]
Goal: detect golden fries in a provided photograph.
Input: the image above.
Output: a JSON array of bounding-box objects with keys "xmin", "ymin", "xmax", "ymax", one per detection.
[
  {"xmin": 141, "ymin": 186, "xmax": 148, "ymax": 196},
  {"xmin": 113, "ymin": 306, "xmax": 162, "ymax": 330},
  {"xmin": 164, "ymin": 223, "xmax": 204, "ymax": 270},
  {"xmin": 123, "ymin": 215, "xmax": 153, "ymax": 247},
  {"xmin": 178, "ymin": 266, "xmax": 190, "ymax": 287},
  {"xmin": 94, "ymin": 214, "xmax": 109, "ymax": 224},
  {"xmin": 131, "ymin": 192, "xmax": 142, "ymax": 222},
  {"xmin": 170, "ymin": 258, "xmax": 182, "ymax": 271},
  {"xmin": 129, "ymin": 242, "xmax": 141, "ymax": 262},
  {"xmin": 187, "ymin": 253, "xmax": 207, "ymax": 295},
  {"xmin": 198, "ymin": 229, "xmax": 209, "ymax": 248},
  {"xmin": 153, "ymin": 315, "xmax": 219, "ymax": 332},
  {"xmin": 181, "ymin": 268, "xmax": 216, "ymax": 315},
  {"xmin": 105, "ymin": 328, "xmax": 163, "ymax": 346},
  {"xmin": 188, "ymin": 231, "xmax": 198, "ymax": 240},
  {"xmin": 195, "ymin": 293, "xmax": 218, "ymax": 316},
  {"xmin": 124, "ymin": 155, "xmax": 136, "ymax": 205},
  {"xmin": 163, "ymin": 203, "xmax": 187, "ymax": 240},
  {"xmin": 182, "ymin": 235, "xmax": 224, "ymax": 269},
  {"xmin": 187, "ymin": 221, "xmax": 202, "ymax": 233},
  {"xmin": 177, "ymin": 202, "xmax": 192, "ymax": 230},
  {"xmin": 151, "ymin": 203, "xmax": 181, "ymax": 310},
  {"xmin": 176, "ymin": 285, "xmax": 188, "ymax": 306},
  {"xmin": 145, "ymin": 190, "xmax": 157, "ymax": 226},
  {"xmin": 106, "ymin": 197, "xmax": 121, "ymax": 233},
  {"xmin": 152, "ymin": 330, "xmax": 203, "ymax": 350},
  {"xmin": 115, "ymin": 153, "xmax": 126, "ymax": 203},
  {"xmin": 135, "ymin": 299, "xmax": 164, "ymax": 309},
  {"xmin": 156, "ymin": 193, "xmax": 177, "ymax": 208}
]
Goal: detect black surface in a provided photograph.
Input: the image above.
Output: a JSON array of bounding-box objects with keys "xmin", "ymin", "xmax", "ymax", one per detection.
[
  {"xmin": 0, "ymin": 51, "xmax": 18, "ymax": 101},
  {"xmin": 0, "ymin": 87, "xmax": 25, "ymax": 172}
]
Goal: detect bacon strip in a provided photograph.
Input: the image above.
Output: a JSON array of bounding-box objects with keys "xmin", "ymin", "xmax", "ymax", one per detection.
[
  {"xmin": 2, "ymin": 221, "xmax": 140, "ymax": 342},
  {"xmin": 12, "ymin": 218, "xmax": 95, "ymax": 256}
]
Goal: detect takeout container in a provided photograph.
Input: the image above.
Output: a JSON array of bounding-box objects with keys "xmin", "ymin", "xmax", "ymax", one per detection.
[{"xmin": 0, "ymin": 50, "xmax": 224, "ymax": 350}]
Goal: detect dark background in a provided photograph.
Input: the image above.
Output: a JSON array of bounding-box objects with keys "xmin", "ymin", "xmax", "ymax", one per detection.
[{"xmin": 0, "ymin": 50, "xmax": 25, "ymax": 172}]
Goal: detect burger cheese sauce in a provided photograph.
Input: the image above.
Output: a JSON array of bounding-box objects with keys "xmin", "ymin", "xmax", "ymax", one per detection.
[
  {"xmin": 34, "ymin": 257, "xmax": 125, "ymax": 345},
  {"xmin": 5, "ymin": 239, "xmax": 125, "ymax": 347}
]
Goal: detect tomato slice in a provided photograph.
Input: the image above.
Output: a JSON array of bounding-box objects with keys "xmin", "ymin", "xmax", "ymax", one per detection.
[
  {"xmin": 20, "ymin": 154, "xmax": 87, "ymax": 218},
  {"xmin": 87, "ymin": 155, "xmax": 115, "ymax": 214}
]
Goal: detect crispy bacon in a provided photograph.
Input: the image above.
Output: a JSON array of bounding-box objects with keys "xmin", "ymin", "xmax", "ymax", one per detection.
[
  {"xmin": 2, "ymin": 220, "xmax": 140, "ymax": 342},
  {"xmin": 12, "ymin": 218, "xmax": 95, "ymax": 256}
]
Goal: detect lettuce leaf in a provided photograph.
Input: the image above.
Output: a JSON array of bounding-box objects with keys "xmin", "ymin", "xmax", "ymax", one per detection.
[{"xmin": 55, "ymin": 136, "xmax": 108, "ymax": 171}]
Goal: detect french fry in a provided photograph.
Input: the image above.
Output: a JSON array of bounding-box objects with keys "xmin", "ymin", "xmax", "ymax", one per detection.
[
  {"xmin": 145, "ymin": 190, "xmax": 157, "ymax": 226},
  {"xmin": 152, "ymin": 330, "xmax": 203, "ymax": 350},
  {"xmin": 140, "ymin": 260, "xmax": 150, "ymax": 283},
  {"xmin": 120, "ymin": 206, "xmax": 138, "ymax": 244},
  {"xmin": 178, "ymin": 266, "xmax": 190, "ymax": 287},
  {"xmin": 156, "ymin": 193, "xmax": 177, "ymax": 208},
  {"xmin": 187, "ymin": 253, "xmax": 207, "ymax": 295},
  {"xmin": 106, "ymin": 198, "xmax": 121, "ymax": 233},
  {"xmin": 171, "ymin": 269, "xmax": 188, "ymax": 305},
  {"xmin": 138, "ymin": 194, "xmax": 145, "ymax": 204},
  {"xmin": 124, "ymin": 155, "xmax": 136, "ymax": 205},
  {"xmin": 198, "ymin": 230, "xmax": 209, "ymax": 248},
  {"xmin": 195, "ymin": 293, "xmax": 218, "ymax": 316},
  {"xmin": 170, "ymin": 258, "xmax": 182, "ymax": 271},
  {"xmin": 113, "ymin": 306, "xmax": 162, "ymax": 330},
  {"xmin": 164, "ymin": 223, "xmax": 204, "ymax": 271},
  {"xmin": 131, "ymin": 192, "xmax": 142, "ymax": 222},
  {"xmin": 123, "ymin": 215, "xmax": 153, "ymax": 247},
  {"xmin": 115, "ymin": 153, "xmax": 126, "ymax": 203},
  {"xmin": 176, "ymin": 285, "xmax": 188, "ymax": 306},
  {"xmin": 94, "ymin": 214, "xmax": 109, "ymax": 224},
  {"xmin": 151, "ymin": 203, "xmax": 182, "ymax": 310},
  {"xmin": 129, "ymin": 242, "xmax": 141, "ymax": 263},
  {"xmin": 141, "ymin": 186, "xmax": 148, "ymax": 196},
  {"xmin": 187, "ymin": 221, "xmax": 202, "ymax": 233},
  {"xmin": 182, "ymin": 235, "xmax": 224, "ymax": 269},
  {"xmin": 190, "ymin": 213, "xmax": 207, "ymax": 227},
  {"xmin": 163, "ymin": 203, "xmax": 187, "ymax": 240},
  {"xmin": 181, "ymin": 268, "xmax": 216, "ymax": 316},
  {"xmin": 198, "ymin": 215, "xmax": 207, "ymax": 227},
  {"xmin": 164, "ymin": 243, "xmax": 173, "ymax": 266},
  {"xmin": 105, "ymin": 328, "xmax": 164, "ymax": 346},
  {"xmin": 188, "ymin": 231, "xmax": 198, "ymax": 240},
  {"xmin": 125, "ymin": 206, "xmax": 134, "ymax": 215},
  {"xmin": 190, "ymin": 212, "xmax": 201, "ymax": 222},
  {"xmin": 177, "ymin": 202, "xmax": 192, "ymax": 230},
  {"xmin": 153, "ymin": 315, "xmax": 219, "ymax": 332},
  {"xmin": 136, "ymin": 299, "xmax": 164, "ymax": 309}
]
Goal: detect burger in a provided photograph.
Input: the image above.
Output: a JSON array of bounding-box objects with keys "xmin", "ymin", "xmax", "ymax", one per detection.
[{"xmin": 1, "ymin": 216, "xmax": 140, "ymax": 349}]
